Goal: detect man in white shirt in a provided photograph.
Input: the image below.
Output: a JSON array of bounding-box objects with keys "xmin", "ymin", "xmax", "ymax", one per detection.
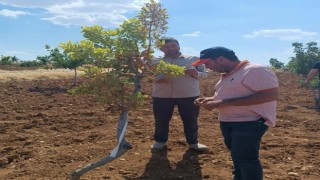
[{"xmin": 151, "ymin": 37, "xmax": 208, "ymax": 152}]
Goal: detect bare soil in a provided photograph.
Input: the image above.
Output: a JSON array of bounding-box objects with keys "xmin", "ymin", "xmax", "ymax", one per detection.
[{"xmin": 0, "ymin": 70, "xmax": 319, "ymax": 180}]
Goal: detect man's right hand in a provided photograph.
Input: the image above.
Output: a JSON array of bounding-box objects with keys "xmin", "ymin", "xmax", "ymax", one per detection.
[
  {"xmin": 194, "ymin": 98, "xmax": 205, "ymax": 106},
  {"xmin": 194, "ymin": 97, "xmax": 214, "ymax": 106}
]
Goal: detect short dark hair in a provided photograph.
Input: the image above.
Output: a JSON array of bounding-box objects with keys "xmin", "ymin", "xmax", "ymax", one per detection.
[
  {"xmin": 200, "ymin": 46, "xmax": 239, "ymax": 61},
  {"xmin": 160, "ymin": 37, "xmax": 179, "ymax": 45}
]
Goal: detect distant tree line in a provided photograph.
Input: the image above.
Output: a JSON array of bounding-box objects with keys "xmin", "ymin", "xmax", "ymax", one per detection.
[
  {"xmin": 2, "ymin": 41, "xmax": 319, "ymax": 77},
  {"xmin": 269, "ymin": 41, "xmax": 320, "ymax": 76},
  {"xmin": 0, "ymin": 45, "xmax": 74, "ymax": 68}
]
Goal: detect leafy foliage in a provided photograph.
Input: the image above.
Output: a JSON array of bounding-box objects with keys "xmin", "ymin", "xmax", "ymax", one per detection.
[
  {"xmin": 1, "ymin": 54, "xmax": 50, "ymax": 68},
  {"xmin": 19, "ymin": 60, "xmax": 44, "ymax": 67},
  {"xmin": 42, "ymin": 45, "xmax": 84, "ymax": 85},
  {"xmin": 57, "ymin": 0, "xmax": 168, "ymax": 113},
  {"xmin": 138, "ymin": 0, "xmax": 168, "ymax": 61},
  {"xmin": 0, "ymin": 55, "xmax": 19, "ymax": 65},
  {"xmin": 269, "ymin": 58, "xmax": 284, "ymax": 69},
  {"xmin": 0, "ymin": 2, "xmax": 169, "ymax": 112},
  {"xmin": 286, "ymin": 42, "xmax": 320, "ymax": 75},
  {"xmin": 155, "ymin": 60, "xmax": 185, "ymax": 78},
  {"xmin": 69, "ymin": 66, "xmax": 147, "ymax": 113}
]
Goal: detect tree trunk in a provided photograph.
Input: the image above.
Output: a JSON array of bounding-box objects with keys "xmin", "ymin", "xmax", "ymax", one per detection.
[
  {"xmin": 68, "ymin": 111, "xmax": 132, "ymax": 180},
  {"xmin": 134, "ymin": 73, "xmax": 143, "ymax": 93},
  {"xmin": 73, "ymin": 68, "xmax": 78, "ymax": 86}
]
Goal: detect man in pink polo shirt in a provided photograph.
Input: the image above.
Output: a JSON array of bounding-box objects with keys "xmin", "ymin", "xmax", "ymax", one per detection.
[{"xmin": 192, "ymin": 47, "xmax": 279, "ymax": 180}]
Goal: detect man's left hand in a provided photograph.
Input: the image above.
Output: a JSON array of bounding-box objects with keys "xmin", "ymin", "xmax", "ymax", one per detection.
[{"xmin": 185, "ymin": 69, "xmax": 198, "ymax": 78}]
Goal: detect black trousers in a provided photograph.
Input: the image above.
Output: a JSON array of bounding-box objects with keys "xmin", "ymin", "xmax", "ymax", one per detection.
[{"xmin": 152, "ymin": 97, "xmax": 199, "ymax": 144}]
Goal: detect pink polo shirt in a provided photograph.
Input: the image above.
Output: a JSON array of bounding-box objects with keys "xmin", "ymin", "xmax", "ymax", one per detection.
[{"xmin": 213, "ymin": 62, "xmax": 279, "ymax": 127}]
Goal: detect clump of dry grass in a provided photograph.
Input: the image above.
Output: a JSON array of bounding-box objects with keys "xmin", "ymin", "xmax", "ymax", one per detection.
[{"xmin": 0, "ymin": 69, "xmax": 84, "ymax": 82}]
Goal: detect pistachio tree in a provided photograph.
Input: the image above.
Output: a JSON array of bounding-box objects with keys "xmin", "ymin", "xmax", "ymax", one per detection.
[
  {"xmin": 42, "ymin": 45, "xmax": 84, "ymax": 85},
  {"xmin": 65, "ymin": 1, "xmax": 168, "ymax": 179},
  {"xmin": 138, "ymin": 0, "xmax": 168, "ymax": 61}
]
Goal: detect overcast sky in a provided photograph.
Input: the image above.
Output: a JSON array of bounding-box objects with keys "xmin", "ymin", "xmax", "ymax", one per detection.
[{"xmin": 0, "ymin": 0, "xmax": 319, "ymax": 65}]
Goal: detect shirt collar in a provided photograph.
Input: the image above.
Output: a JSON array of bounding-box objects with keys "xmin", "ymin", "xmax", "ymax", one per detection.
[
  {"xmin": 221, "ymin": 60, "xmax": 250, "ymax": 78},
  {"xmin": 164, "ymin": 52, "xmax": 185, "ymax": 59}
]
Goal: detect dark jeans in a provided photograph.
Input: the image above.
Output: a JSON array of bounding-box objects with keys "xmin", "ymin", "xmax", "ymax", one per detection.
[
  {"xmin": 152, "ymin": 97, "xmax": 199, "ymax": 144},
  {"xmin": 220, "ymin": 118, "xmax": 269, "ymax": 180}
]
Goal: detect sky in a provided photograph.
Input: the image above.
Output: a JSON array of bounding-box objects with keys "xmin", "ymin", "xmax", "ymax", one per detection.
[{"xmin": 0, "ymin": 0, "xmax": 319, "ymax": 66}]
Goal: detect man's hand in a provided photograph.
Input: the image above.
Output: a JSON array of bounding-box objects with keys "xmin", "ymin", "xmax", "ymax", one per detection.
[
  {"xmin": 185, "ymin": 69, "xmax": 198, "ymax": 78},
  {"xmin": 195, "ymin": 97, "xmax": 225, "ymax": 110},
  {"xmin": 194, "ymin": 97, "xmax": 205, "ymax": 106},
  {"xmin": 202, "ymin": 100, "xmax": 224, "ymax": 111},
  {"xmin": 194, "ymin": 97, "xmax": 214, "ymax": 106}
]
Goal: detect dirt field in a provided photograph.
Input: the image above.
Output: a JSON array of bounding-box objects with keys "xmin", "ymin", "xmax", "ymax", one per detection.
[{"xmin": 0, "ymin": 69, "xmax": 319, "ymax": 180}]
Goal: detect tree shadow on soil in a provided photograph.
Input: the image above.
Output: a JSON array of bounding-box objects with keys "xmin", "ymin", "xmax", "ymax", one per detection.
[
  {"xmin": 29, "ymin": 86, "xmax": 68, "ymax": 95},
  {"xmin": 126, "ymin": 148, "xmax": 203, "ymax": 180}
]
